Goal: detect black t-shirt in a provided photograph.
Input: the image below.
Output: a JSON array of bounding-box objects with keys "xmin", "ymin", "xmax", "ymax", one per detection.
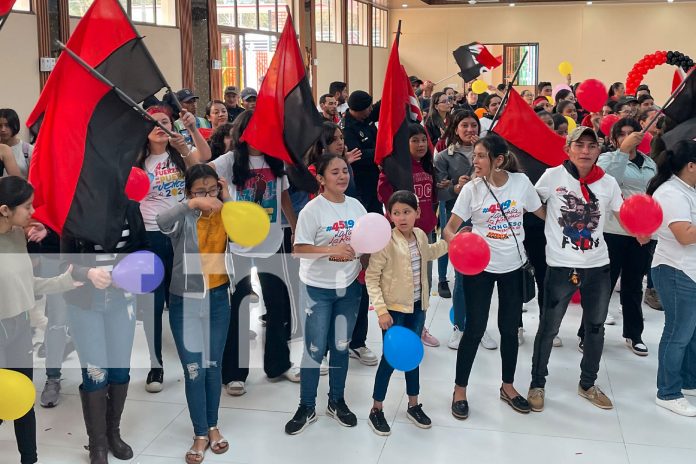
[{"xmin": 227, "ymin": 106, "xmax": 245, "ymax": 123}]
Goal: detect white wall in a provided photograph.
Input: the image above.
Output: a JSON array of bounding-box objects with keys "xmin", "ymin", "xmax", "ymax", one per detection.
[
  {"xmin": 315, "ymin": 42, "xmax": 344, "ymax": 96},
  {"xmin": 348, "ymin": 45, "xmax": 370, "ymax": 93}
]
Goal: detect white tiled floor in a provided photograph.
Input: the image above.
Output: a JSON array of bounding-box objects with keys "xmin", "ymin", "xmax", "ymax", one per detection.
[{"xmin": 2, "ymin": 276, "xmax": 695, "ymax": 464}]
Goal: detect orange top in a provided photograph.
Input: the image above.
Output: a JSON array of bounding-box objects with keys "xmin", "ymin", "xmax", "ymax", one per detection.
[{"xmin": 196, "ymin": 212, "xmax": 229, "ymax": 289}]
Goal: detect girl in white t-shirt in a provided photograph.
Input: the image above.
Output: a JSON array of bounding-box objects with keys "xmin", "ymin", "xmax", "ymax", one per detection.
[
  {"xmin": 135, "ymin": 106, "xmax": 210, "ymax": 393},
  {"xmin": 444, "ymin": 134, "xmax": 545, "ymax": 419},
  {"xmin": 285, "ymin": 153, "xmax": 366, "ymax": 435},
  {"xmin": 647, "ymin": 139, "xmax": 696, "ymax": 417}
]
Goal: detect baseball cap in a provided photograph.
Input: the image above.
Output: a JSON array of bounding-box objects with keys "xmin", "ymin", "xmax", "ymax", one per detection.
[
  {"xmin": 241, "ymin": 87, "xmax": 258, "ymax": 101},
  {"xmin": 224, "ymin": 86, "xmax": 240, "ymax": 95},
  {"xmin": 618, "ymin": 95, "xmax": 639, "ymax": 105},
  {"xmin": 566, "ymin": 126, "xmax": 599, "ymax": 146},
  {"xmin": 409, "ymin": 75, "xmax": 423, "ymax": 86},
  {"xmin": 175, "ymin": 89, "xmax": 198, "ymax": 103}
]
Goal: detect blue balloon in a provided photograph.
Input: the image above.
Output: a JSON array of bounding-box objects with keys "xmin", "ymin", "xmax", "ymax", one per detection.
[
  {"xmin": 112, "ymin": 250, "xmax": 164, "ymax": 294},
  {"xmin": 383, "ymin": 326, "xmax": 424, "ymax": 372},
  {"xmin": 449, "ymin": 306, "xmax": 455, "ymax": 325}
]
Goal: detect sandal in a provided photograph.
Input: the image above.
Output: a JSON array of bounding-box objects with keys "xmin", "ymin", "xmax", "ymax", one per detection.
[
  {"xmin": 208, "ymin": 426, "xmax": 229, "ymax": 455},
  {"xmin": 185, "ymin": 436, "xmax": 209, "ymax": 464}
]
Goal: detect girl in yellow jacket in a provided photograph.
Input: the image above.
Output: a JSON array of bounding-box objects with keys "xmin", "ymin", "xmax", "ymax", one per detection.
[{"xmin": 364, "ymin": 190, "xmax": 448, "ymax": 436}]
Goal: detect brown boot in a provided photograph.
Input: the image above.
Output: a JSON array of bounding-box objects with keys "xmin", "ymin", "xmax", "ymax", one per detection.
[
  {"xmin": 79, "ymin": 386, "xmax": 109, "ymax": 464},
  {"xmin": 106, "ymin": 383, "xmax": 134, "ymax": 460}
]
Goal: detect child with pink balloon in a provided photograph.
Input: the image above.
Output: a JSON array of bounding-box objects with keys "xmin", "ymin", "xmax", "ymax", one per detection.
[{"xmin": 364, "ymin": 190, "xmax": 448, "ymax": 436}]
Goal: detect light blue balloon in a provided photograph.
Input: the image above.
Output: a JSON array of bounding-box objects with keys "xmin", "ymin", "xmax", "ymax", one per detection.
[{"xmin": 383, "ymin": 326, "xmax": 424, "ymax": 372}]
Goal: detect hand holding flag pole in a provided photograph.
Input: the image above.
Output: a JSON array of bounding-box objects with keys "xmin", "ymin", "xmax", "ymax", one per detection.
[
  {"xmin": 56, "ymin": 40, "xmax": 176, "ymax": 137},
  {"xmin": 489, "ymin": 51, "xmax": 528, "ymax": 129},
  {"xmin": 640, "ymin": 66, "xmax": 696, "ymax": 135}
]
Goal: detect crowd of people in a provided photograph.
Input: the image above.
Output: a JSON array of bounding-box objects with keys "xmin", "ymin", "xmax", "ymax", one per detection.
[{"xmin": 1, "ymin": 70, "xmax": 696, "ymax": 464}]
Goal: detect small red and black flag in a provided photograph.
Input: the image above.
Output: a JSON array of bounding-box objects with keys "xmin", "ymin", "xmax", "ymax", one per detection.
[
  {"xmin": 493, "ymin": 88, "xmax": 567, "ymax": 184},
  {"xmin": 664, "ymin": 68, "xmax": 696, "ymax": 125},
  {"xmin": 374, "ymin": 23, "xmax": 414, "ymax": 193},
  {"xmin": 453, "ymin": 42, "xmax": 502, "ymax": 83},
  {"xmin": 240, "ymin": 12, "xmax": 323, "ymax": 193},
  {"xmin": 26, "ymin": 0, "xmax": 167, "ymax": 250},
  {"xmin": 0, "ymin": 0, "xmax": 17, "ymax": 31}
]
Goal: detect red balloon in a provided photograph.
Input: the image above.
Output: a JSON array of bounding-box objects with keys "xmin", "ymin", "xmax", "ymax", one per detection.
[
  {"xmin": 125, "ymin": 167, "xmax": 150, "ymax": 202},
  {"xmin": 600, "ymin": 114, "xmax": 620, "ymax": 136},
  {"xmin": 571, "ymin": 290, "xmax": 581, "ymax": 304},
  {"xmin": 449, "ymin": 232, "xmax": 491, "ymax": 275},
  {"xmin": 619, "ymin": 194, "xmax": 663, "ymax": 236},
  {"xmin": 576, "ymin": 79, "xmax": 608, "ymax": 113},
  {"xmin": 638, "ymin": 131, "xmax": 653, "ymax": 154}
]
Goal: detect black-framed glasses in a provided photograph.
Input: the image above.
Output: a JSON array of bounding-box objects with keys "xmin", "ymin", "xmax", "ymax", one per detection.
[{"xmin": 191, "ymin": 188, "xmax": 220, "ymax": 198}]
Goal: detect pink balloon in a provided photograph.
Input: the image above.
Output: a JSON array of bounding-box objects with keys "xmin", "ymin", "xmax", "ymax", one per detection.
[
  {"xmin": 638, "ymin": 131, "xmax": 653, "ymax": 154},
  {"xmin": 553, "ymin": 84, "xmax": 572, "ymax": 101},
  {"xmin": 351, "ymin": 213, "xmax": 392, "ymax": 254},
  {"xmin": 571, "ymin": 290, "xmax": 581, "ymax": 304}
]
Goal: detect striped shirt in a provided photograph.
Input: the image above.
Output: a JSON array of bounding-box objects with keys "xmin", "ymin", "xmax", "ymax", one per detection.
[
  {"xmin": 408, "ymin": 238, "xmax": 421, "ymax": 301},
  {"xmin": 93, "ymin": 220, "xmax": 130, "ymax": 272}
]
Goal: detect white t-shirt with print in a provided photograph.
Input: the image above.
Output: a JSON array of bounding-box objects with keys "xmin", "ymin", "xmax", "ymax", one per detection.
[
  {"xmin": 452, "ymin": 173, "xmax": 542, "ymax": 273},
  {"xmin": 294, "ymin": 194, "xmax": 367, "ymax": 289},
  {"xmin": 535, "ymin": 165, "xmax": 623, "ymax": 269},
  {"xmin": 140, "ymin": 153, "xmax": 185, "ymax": 231},
  {"xmin": 212, "ymin": 152, "xmax": 290, "ymax": 257},
  {"xmin": 652, "ymin": 176, "xmax": 696, "ymax": 284}
]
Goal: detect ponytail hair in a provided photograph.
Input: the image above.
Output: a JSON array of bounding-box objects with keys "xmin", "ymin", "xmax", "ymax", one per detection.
[
  {"xmin": 646, "ymin": 140, "xmax": 696, "ymax": 195},
  {"xmin": 474, "ymin": 133, "xmax": 520, "ymax": 173}
]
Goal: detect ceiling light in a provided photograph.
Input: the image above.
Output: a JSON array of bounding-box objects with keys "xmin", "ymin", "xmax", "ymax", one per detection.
[
  {"xmin": 587, "ymin": 1, "xmax": 592, "ymax": 4},
  {"xmin": 667, "ymin": 0, "xmax": 674, "ymax": 3},
  {"xmin": 401, "ymin": 3, "xmax": 408, "ymax": 6},
  {"xmin": 468, "ymin": 0, "xmax": 477, "ymax": 4},
  {"xmin": 509, "ymin": 2, "xmax": 515, "ymax": 6}
]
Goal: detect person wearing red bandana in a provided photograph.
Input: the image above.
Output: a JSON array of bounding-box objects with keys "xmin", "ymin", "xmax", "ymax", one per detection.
[{"xmin": 526, "ymin": 126, "xmax": 649, "ymax": 413}]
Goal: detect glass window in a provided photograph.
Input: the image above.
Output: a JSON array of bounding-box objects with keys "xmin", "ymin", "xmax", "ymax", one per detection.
[
  {"xmin": 67, "ymin": 0, "xmax": 175, "ymax": 26},
  {"xmin": 503, "ymin": 44, "xmax": 538, "ymax": 87},
  {"xmin": 217, "ymin": 0, "xmax": 236, "ymax": 27},
  {"xmin": 258, "ymin": 0, "xmax": 276, "ymax": 32},
  {"xmin": 372, "ymin": 6, "xmax": 386, "ymax": 48},
  {"xmin": 277, "ymin": 0, "xmax": 288, "ymax": 30},
  {"xmin": 11, "ymin": 0, "xmax": 31, "ymax": 11},
  {"xmin": 131, "ymin": 0, "xmax": 155, "ymax": 24},
  {"xmin": 242, "ymin": 32, "xmax": 277, "ymax": 89},
  {"xmin": 237, "ymin": 0, "xmax": 258, "ymax": 30},
  {"xmin": 315, "ymin": 0, "xmax": 340, "ymax": 44},
  {"xmin": 348, "ymin": 0, "xmax": 367, "ymax": 46}
]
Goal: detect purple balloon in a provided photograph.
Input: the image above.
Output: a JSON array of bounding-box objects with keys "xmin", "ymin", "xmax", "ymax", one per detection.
[{"xmin": 112, "ymin": 250, "xmax": 164, "ymax": 294}]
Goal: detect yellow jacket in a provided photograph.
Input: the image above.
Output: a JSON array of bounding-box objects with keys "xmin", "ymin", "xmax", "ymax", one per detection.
[{"xmin": 366, "ymin": 228, "xmax": 448, "ymax": 317}]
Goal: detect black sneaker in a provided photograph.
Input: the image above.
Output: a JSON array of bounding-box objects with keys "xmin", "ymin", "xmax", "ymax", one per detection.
[
  {"xmin": 626, "ymin": 338, "xmax": 649, "ymax": 357},
  {"xmin": 285, "ymin": 405, "xmax": 317, "ymax": 435},
  {"xmin": 451, "ymin": 397, "xmax": 469, "ymax": 420},
  {"xmin": 438, "ymin": 281, "xmax": 452, "ymax": 299},
  {"xmin": 327, "ymin": 399, "xmax": 357, "ymax": 427},
  {"xmin": 145, "ymin": 368, "xmax": 164, "ymax": 393},
  {"xmin": 368, "ymin": 408, "xmax": 391, "ymax": 436},
  {"xmin": 406, "ymin": 403, "xmax": 432, "ymax": 429}
]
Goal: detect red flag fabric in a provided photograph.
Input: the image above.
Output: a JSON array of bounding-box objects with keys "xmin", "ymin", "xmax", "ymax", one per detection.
[
  {"xmin": 240, "ymin": 13, "xmax": 323, "ymax": 167},
  {"xmin": 0, "ymin": 0, "xmax": 17, "ymax": 31},
  {"xmin": 452, "ymin": 42, "xmax": 503, "ymax": 82},
  {"xmin": 493, "ymin": 88, "xmax": 567, "ymax": 183},
  {"xmin": 26, "ymin": 0, "xmax": 166, "ymax": 249}
]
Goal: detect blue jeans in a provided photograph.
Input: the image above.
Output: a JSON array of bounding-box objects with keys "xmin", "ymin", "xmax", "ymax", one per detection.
[
  {"xmin": 653, "ymin": 265, "xmax": 696, "ymax": 400},
  {"xmin": 169, "ymin": 284, "xmax": 231, "ymax": 436},
  {"xmin": 41, "ymin": 256, "xmax": 70, "ymax": 380},
  {"xmin": 372, "ymin": 301, "xmax": 426, "ymax": 402},
  {"xmin": 299, "ymin": 280, "xmax": 361, "ymax": 409},
  {"xmin": 67, "ymin": 288, "xmax": 136, "ymax": 392}
]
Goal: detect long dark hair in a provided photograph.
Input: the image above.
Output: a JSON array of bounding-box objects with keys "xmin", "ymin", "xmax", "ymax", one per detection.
[
  {"xmin": 442, "ymin": 110, "xmax": 480, "ymax": 147},
  {"xmin": 135, "ymin": 106, "xmax": 187, "ymax": 174},
  {"xmin": 610, "ymin": 118, "xmax": 641, "ymax": 150},
  {"xmin": 305, "ymin": 122, "xmax": 342, "ymax": 167},
  {"xmin": 483, "ymin": 94, "xmax": 501, "ymax": 116},
  {"xmin": 408, "ymin": 123, "xmax": 434, "ymax": 175},
  {"xmin": 555, "ymin": 100, "xmax": 576, "ymax": 116},
  {"xmin": 647, "ymin": 140, "xmax": 696, "ymax": 195},
  {"xmin": 230, "ymin": 110, "xmax": 285, "ymax": 189},
  {"xmin": 425, "ymin": 91, "xmax": 448, "ymax": 132},
  {"xmin": 315, "ymin": 152, "xmax": 346, "ymax": 177},
  {"xmin": 474, "ymin": 133, "xmax": 520, "ymax": 173},
  {"xmin": 209, "ymin": 122, "xmax": 234, "ymax": 161},
  {"xmin": 554, "ymin": 89, "xmax": 573, "ymax": 103},
  {"xmin": 608, "ymin": 82, "xmax": 624, "ymax": 98},
  {"xmin": 0, "ymin": 176, "xmax": 34, "ymax": 210}
]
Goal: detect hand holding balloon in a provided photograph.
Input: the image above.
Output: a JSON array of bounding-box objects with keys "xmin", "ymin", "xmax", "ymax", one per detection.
[
  {"xmin": 378, "ymin": 313, "xmax": 394, "ymax": 331},
  {"xmin": 87, "ymin": 268, "xmax": 112, "ymax": 289}
]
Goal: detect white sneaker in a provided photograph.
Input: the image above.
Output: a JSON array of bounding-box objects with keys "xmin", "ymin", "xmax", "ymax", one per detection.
[
  {"xmin": 349, "ymin": 346, "xmax": 379, "ymax": 366},
  {"xmin": 553, "ymin": 336, "xmax": 563, "ymax": 348},
  {"xmin": 615, "ymin": 278, "xmax": 621, "ymax": 293},
  {"xmin": 683, "ymin": 389, "xmax": 696, "ymax": 397},
  {"xmin": 320, "ymin": 356, "xmax": 329, "ymax": 376},
  {"xmin": 656, "ymin": 397, "xmax": 696, "ymax": 417},
  {"xmin": 447, "ymin": 327, "xmax": 463, "ymax": 350},
  {"xmin": 282, "ymin": 366, "xmax": 301, "ymax": 383},
  {"xmin": 518, "ymin": 327, "xmax": 525, "ymax": 346},
  {"xmin": 226, "ymin": 381, "xmax": 246, "ymax": 396},
  {"xmin": 480, "ymin": 330, "xmax": 498, "ymax": 350},
  {"xmin": 604, "ymin": 313, "xmax": 616, "ymax": 325}
]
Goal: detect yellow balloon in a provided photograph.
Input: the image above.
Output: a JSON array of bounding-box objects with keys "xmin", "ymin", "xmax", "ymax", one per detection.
[
  {"xmin": 221, "ymin": 201, "xmax": 271, "ymax": 247},
  {"xmin": 546, "ymin": 95, "xmax": 555, "ymax": 105},
  {"xmin": 564, "ymin": 116, "xmax": 577, "ymax": 132},
  {"xmin": 471, "ymin": 80, "xmax": 488, "ymax": 95},
  {"xmin": 0, "ymin": 369, "xmax": 35, "ymax": 421},
  {"xmin": 558, "ymin": 61, "xmax": 573, "ymax": 76}
]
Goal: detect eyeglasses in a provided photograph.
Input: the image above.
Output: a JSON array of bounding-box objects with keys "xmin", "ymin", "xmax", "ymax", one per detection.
[{"xmin": 191, "ymin": 188, "xmax": 220, "ymax": 198}]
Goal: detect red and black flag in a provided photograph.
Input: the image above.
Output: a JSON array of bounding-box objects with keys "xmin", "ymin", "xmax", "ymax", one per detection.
[
  {"xmin": 493, "ymin": 88, "xmax": 567, "ymax": 183},
  {"xmin": 0, "ymin": 0, "xmax": 16, "ymax": 31},
  {"xmin": 374, "ymin": 24, "xmax": 413, "ymax": 192},
  {"xmin": 240, "ymin": 12, "xmax": 323, "ymax": 193},
  {"xmin": 453, "ymin": 42, "xmax": 502, "ymax": 83},
  {"xmin": 26, "ymin": 0, "xmax": 167, "ymax": 250},
  {"xmin": 664, "ymin": 68, "xmax": 696, "ymax": 125}
]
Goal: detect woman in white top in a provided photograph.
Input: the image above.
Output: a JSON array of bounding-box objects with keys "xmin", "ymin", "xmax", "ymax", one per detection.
[
  {"xmin": 443, "ymin": 134, "xmax": 545, "ymax": 419},
  {"xmin": 646, "ymin": 139, "xmax": 696, "ymax": 417},
  {"xmin": 135, "ymin": 105, "xmax": 210, "ymax": 393},
  {"xmin": 0, "ymin": 108, "xmax": 32, "ymax": 177},
  {"xmin": 478, "ymin": 94, "xmax": 502, "ymax": 137}
]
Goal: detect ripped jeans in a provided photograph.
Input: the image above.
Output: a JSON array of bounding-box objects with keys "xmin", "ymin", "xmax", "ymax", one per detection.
[
  {"xmin": 67, "ymin": 288, "xmax": 136, "ymax": 392},
  {"xmin": 299, "ymin": 280, "xmax": 361, "ymax": 409},
  {"xmin": 169, "ymin": 284, "xmax": 231, "ymax": 436}
]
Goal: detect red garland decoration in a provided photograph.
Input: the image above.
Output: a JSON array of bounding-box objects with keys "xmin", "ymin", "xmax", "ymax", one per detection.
[{"xmin": 625, "ymin": 50, "xmax": 694, "ymax": 95}]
